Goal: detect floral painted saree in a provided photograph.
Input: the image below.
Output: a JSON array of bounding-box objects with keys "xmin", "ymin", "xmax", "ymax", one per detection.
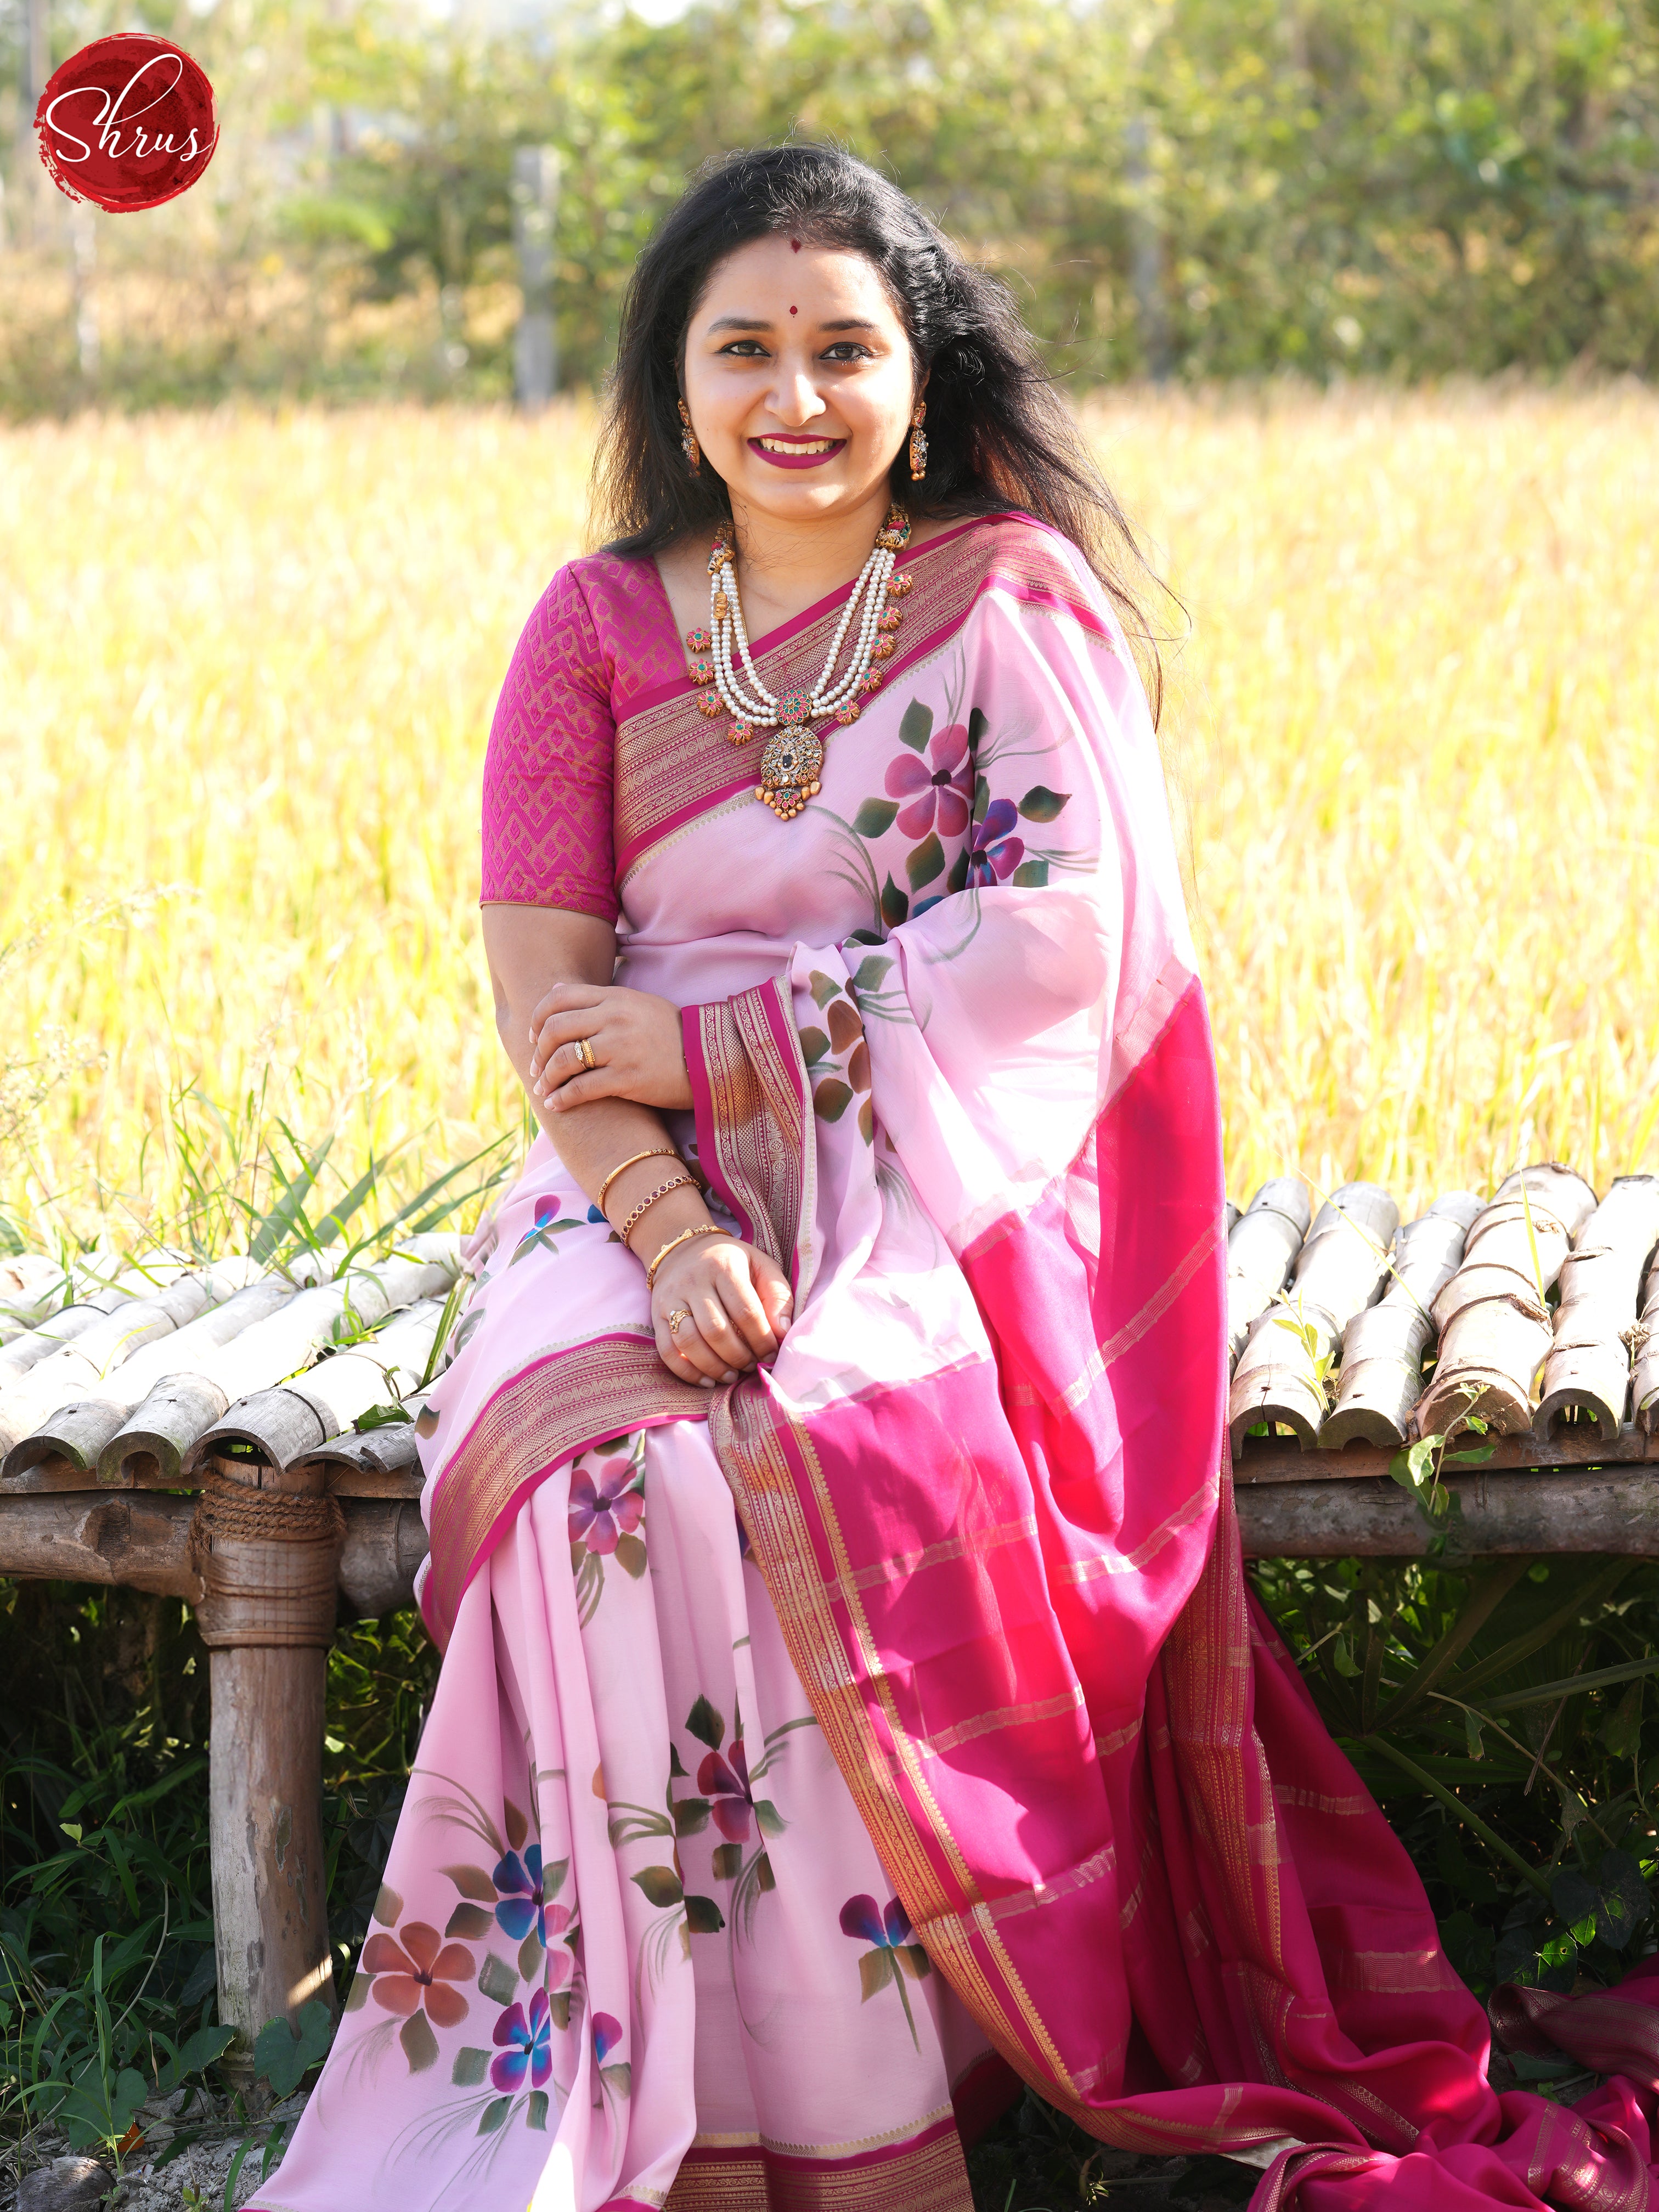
[{"xmin": 260, "ymin": 514, "xmax": 1659, "ymax": 2212}]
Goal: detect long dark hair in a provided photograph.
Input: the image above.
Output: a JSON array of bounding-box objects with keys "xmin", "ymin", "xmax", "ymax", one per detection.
[{"xmin": 589, "ymin": 144, "xmax": 1167, "ymax": 716}]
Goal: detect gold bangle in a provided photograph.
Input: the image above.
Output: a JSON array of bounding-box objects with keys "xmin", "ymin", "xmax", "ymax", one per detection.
[
  {"xmin": 617, "ymin": 1175, "xmax": 693, "ymax": 1246},
  {"xmin": 645, "ymin": 1222, "xmax": 733, "ymax": 1292},
  {"xmin": 596, "ymin": 1147, "xmax": 681, "ymax": 1216}
]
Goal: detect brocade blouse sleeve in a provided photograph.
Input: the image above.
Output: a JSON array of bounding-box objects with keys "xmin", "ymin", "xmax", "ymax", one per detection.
[{"xmin": 479, "ymin": 562, "xmax": 619, "ymax": 922}]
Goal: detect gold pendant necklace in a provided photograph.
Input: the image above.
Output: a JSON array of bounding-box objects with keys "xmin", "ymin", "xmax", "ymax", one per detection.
[{"xmin": 682, "ymin": 504, "xmax": 914, "ymax": 821}]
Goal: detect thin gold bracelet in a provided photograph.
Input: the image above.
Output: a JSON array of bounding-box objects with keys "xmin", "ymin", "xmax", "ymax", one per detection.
[
  {"xmin": 596, "ymin": 1147, "xmax": 681, "ymax": 1216},
  {"xmin": 645, "ymin": 1222, "xmax": 733, "ymax": 1292},
  {"xmin": 616, "ymin": 1175, "xmax": 693, "ymax": 1246}
]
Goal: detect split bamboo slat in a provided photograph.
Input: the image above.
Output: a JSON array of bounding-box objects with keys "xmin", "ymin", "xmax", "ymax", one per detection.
[
  {"xmin": 1224, "ymin": 1177, "xmax": 1311, "ymax": 1368},
  {"xmin": 96, "ymin": 1238, "xmax": 457, "ymax": 1487},
  {"xmin": 1318, "ymin": 1192, "xmax": 1482, "ymax": 1449},
  {"xmin": 1414, "ymin": 1163, "xmax": 1597, "ymax": 1437},
  {"xmin": 183, "ymin": 1296, "xmax": 448, "ymax": 1477},
  {"xmin": 1535, "ymin": 1176, "xmax": 1659, "ymax": 1439},
  {"xmin": 1228, "ymin": 1182, "xmax": 1398, "ymax": 1453}
]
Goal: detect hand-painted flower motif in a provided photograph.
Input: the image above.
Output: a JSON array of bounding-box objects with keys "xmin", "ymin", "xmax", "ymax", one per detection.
[
  {"xmin": 966, "ymin": 797, "xmax": 1025, "ymax": 887},
  {"xmin": 591, "ymin": 2011, "xmax": 632, "ymax": 2105},
  {"xmin": 840, "ymin": 1893, "xmax": 918, "ymax": 1950},
  {"xmin": 362, "ymin": 1921, "xmax": 473, "ymax": 2028},
  {"xmin": 490, "ymin": 1988, "xmax": 552, "ymax": 2092},
  {"xmin": 884, "ymin": 725, "xmax": 974, "ymax": 840},
  {"xmin": 697, "ymin": 1736, "xmax": 758, "ymax": 1843},
  {"xmin": 510, "ymin": 1194, "xmax": 582, "ymax": 1266},
  {"xmin": 839, "ymin": 1893, "xmax": 931, "ymax": 2047},
  {"xmin": 568, "ymin": 1462, "xmax": 645, "ymax": 1558},
  {"xmin": 492, "ymin": 1844, "xmax": 546, "ymax": 1946}
]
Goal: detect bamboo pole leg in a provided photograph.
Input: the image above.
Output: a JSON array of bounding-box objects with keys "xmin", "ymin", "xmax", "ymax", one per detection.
[
  {"xmin": 208, "ymin": 1641, "xmax": 336, "ymax": 2070},
  {"xmin": 190, "ymin": 1464, "xmax": 345, "ymax": 2080}
]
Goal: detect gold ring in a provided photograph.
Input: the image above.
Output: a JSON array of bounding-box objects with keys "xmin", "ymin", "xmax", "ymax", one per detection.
[
  {"xmin": 574, "ymin": 1036, "xmax": 597, "ymax": 1072},
  {"xmin": 667, "ymin": 1307, "xmax": 692, "ymax": 1337}
]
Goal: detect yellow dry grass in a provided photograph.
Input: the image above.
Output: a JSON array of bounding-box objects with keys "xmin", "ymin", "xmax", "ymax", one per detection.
[{"xmin": 0, "ymin": 382, "xmax": 1655, "ymax": 1246}]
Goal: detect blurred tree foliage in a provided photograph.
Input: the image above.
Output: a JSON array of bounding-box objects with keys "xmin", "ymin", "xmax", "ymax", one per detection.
[{"xmin": 1, "ymin": 0, "xmax": 1656, "ymax": 410}]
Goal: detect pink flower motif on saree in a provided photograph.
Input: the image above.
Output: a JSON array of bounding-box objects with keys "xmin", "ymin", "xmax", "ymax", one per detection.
[
  {"xmin": 696, "ymin": 1736, "xmax": 759, "ymax": 1843},
  {"xmin": 567, "ymin": 1463, "xmax": 645, "ymax": 1559},
  {"xmin": 883, "ymin": 722, "xmax": 974, "ymax": 839}
]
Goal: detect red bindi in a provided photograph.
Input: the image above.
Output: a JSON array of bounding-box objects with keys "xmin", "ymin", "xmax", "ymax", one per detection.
[
  {"xmin": 790, "ymin": 238, "xmax": 802, "ymax": 251},
  {"xmin": 789, "ymin": 304, "xmax": 798, "ymax": 315}
]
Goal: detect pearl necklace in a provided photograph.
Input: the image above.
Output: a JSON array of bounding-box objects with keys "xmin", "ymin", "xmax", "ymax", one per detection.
[{"xmin": 683, "ymin": 504, "xmax": 915, "ymax": 821}]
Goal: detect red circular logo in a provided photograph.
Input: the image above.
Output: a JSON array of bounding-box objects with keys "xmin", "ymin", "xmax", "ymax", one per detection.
[{"xmin": 36, "ymin": 33, "xmax": 218, "ymax": 213}]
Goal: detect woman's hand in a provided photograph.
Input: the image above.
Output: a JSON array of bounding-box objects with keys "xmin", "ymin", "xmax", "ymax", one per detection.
[
  {"xmin": 651, "ymin": 1235, "xmax": 793, "ymax": 1386},
  {"xmin": 529, "ymin": 981, "xmax": 693, "ymax": 1115}
]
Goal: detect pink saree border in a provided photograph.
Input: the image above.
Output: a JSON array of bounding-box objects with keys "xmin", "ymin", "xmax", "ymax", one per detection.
[{"xmin": 421, "ymin": 1329, "xmax": 708, "ymax": 1647}]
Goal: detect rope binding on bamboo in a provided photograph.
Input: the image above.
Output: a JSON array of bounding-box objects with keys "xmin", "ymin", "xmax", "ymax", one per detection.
[{"xmin": 189, "ymin": 1468, "xmax": 346, "ymax": 1650}]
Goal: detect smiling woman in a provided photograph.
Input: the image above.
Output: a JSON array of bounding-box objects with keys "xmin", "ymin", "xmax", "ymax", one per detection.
[{"xmin": 251, "ymin": 146, "xmax": 1659, "ymax": 2212}]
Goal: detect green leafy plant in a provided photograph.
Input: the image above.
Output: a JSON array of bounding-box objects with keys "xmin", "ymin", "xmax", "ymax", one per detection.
[{"xmin": 253, "ymin": 2001, "xmax": 335, "ymax": 2100}]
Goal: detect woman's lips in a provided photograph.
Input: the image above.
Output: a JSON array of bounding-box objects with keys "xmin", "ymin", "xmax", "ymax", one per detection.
[{"xmin": 749, "ymin": 436, "xmax": 847, "ymax": 470}]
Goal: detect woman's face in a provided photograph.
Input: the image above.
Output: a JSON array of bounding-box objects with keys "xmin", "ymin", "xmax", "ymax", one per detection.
[{"xmin": 680, "ymin": 235, "xmax": 918, "ymax": 531}]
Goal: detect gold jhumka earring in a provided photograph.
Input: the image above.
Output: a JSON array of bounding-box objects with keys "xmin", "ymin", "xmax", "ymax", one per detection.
[
  {"xmin": 908, "ymin": 402, "xmax": 928, "ymax": 482},
  {"xmin": 678, "ymin": 399, "xmax": 701, "ymax": 473}
]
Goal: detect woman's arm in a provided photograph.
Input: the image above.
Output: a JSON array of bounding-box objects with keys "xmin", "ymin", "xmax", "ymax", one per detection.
[{"xmin": 481, "ymin": 904, "xmax": 792, "ymax": 1383}]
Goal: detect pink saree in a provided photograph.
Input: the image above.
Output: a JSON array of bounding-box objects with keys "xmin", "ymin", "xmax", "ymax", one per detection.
[{"xmin": 260, "ymin": 514, "xmax": 1659, "ymax": 2212}]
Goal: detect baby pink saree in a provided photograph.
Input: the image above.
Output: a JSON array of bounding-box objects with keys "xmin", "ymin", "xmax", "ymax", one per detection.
[{"xmin": 260, "ymin": 514, "xmax": 1659, "ymax": 2212}]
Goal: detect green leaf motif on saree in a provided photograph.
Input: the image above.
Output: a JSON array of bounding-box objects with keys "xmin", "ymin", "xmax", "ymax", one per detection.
[
  {"xmin": 1011, "ymin": 859, "xmax": 1050, "ymax": 888},
  {"xmin": 399, "ymin": 2012, "xmax": 439, "ymax": 2074},
  {"xmin": 526, "ymin": 2091, "xmax": 549, "ymax": 2131},
  {"xmin": 906, "ymin": 832, "xmax": 945, "ymax": 890},
  {"xmin": 478, "ymin": 2096, "xmax": 511, "ymax": 2136},
  {"xmin": 754, "ymin": 1798, "xmax": 785, "ymax": 1837},
  {"xmin": 451, "ymin": 2047, "xmax": 489, "ymax": 2087},
  {"xmin": 898, "ymin": 699, "xmax": 933, "ymax": 751},
  {"xmin": 808, "ymin": 969, "xmax": 842, "ymax": 1009},
  {"xmin": 517, "ymin": 1929, "xmax": 543, "ymax": 1983},
  {"xmin": 813, "ymin": 1079, "xmax": 853, "ymax": 1124},
  {"xmin": 685, "ymin": 1894, "xmax": 726, "ymax": 1935},
  {"xmin": 1018, "ymin": 785, "xmax": 1071, "ymax": 822},
  {"xmin": 853, "ymin": 797, "xmax": 900, "ymax": 838},
  {"xmin": 686, "ymin": 1695, "xmax": 725, "ymax": 1749},
  {"xmin": 858, "ymin": 1949, "xmax": 895, "ymax": 2001},
  {"xmin": 443, "ymin": 1862, "xmax": 498, "ymax": 1903},
  {"xmin": 601, "ymin": 2063, "xmax": 633, "ymax": 2100},
  {"xmin": 615, "ymin": 1532, "xmax": 647, "ymax": 1579},
  {"xmin": 851, "ymin": 955, "xmax": 894, "ymax": 994},
  {"xmin": 798, "ymin": 1024, "xmax": 830, "ymax": 1066},
  {"xmin": 711, "ymin": 1842, "xmax": 743, "ymax": 1881},
  {"xmin": 444, "ymin": 1902, "xmax": 493, "ymax": 1941},
  {"xmin": 633, "ymin": 1864, "xmax": 684, "ymax": 1909},
  {"xmin": 879, "ymin": 875, "xmax": 909, "ymax": 928},
  {"xmin": 477, "ymin": 1951, "xmax": 518, "ymax": 2004},
  {"xmin": 673, "ymin": 1796, "xmax": 710, "ymax": 1838},
  {"xmin": 373, "ymin": 1883, "xmax": 403, "ymax": 1926}
]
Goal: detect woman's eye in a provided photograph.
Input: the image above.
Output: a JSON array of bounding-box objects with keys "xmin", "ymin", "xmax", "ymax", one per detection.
[
  {"xmin": 719, "ymin": 341, "xmax": 769, "ymax": 357},
  {"xmin": 822, "ymin": 343, "xmax": 870, "ymax": 362}
]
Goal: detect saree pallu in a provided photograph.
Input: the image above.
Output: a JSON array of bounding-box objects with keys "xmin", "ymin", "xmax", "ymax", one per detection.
[{"xmin": 261, "ymin": 515, "xmax": 1659, "ymax": 2212}]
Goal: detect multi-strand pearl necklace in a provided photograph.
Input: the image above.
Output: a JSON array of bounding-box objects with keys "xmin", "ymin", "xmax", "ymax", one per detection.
[{"xmin": 683, "ymin": 504, "xmax": 915, "ymax": 822}]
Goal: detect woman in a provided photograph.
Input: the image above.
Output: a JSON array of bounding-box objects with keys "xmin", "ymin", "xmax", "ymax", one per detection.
[{"xmin": 262, "ymin": 148, "xmax": 1659, "ymax": 2212}]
